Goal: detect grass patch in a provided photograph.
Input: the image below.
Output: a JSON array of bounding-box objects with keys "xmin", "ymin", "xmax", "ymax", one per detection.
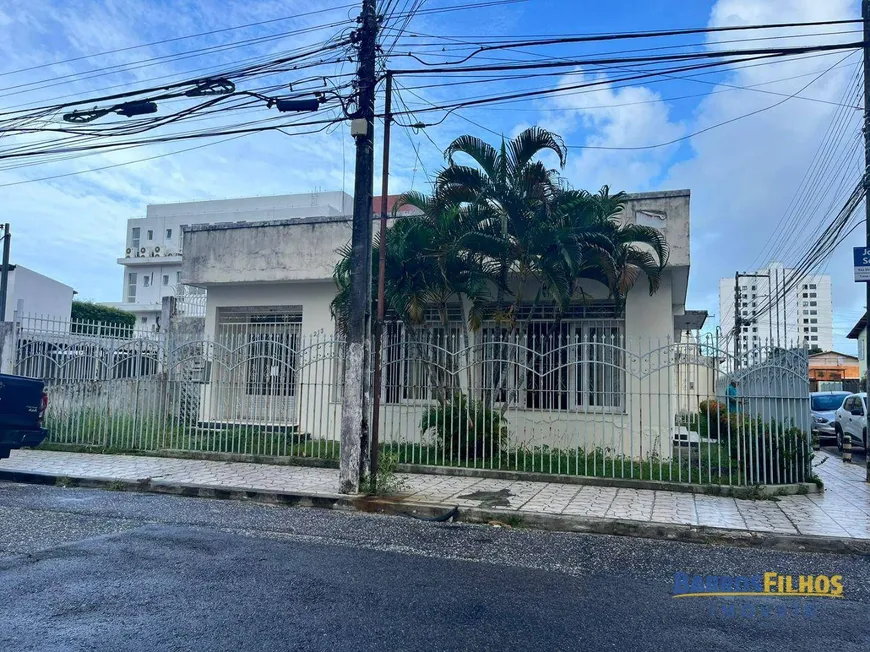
[{"xmin": 384, "ymin": 442, "xmax": 738, "ymax": 485}]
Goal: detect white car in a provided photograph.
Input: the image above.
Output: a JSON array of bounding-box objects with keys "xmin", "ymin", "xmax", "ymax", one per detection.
[{"xmin": 834, "ymin": 392, "xmax": 868, "ymax": 451}]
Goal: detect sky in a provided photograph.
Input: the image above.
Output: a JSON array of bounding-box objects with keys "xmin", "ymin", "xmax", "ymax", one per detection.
[{"xmin": 0, "ymin": 0, "xmax": 866, "ymax": 352}]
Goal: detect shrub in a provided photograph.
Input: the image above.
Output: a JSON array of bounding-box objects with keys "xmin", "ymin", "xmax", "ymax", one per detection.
[
  {"xmin": 725, "ymin": 422, "xmax": 810, "ymax": 483},
  {"xmin": 697, "ymin": 400, "xmax": 734, "ymax": 440},
  {"xmin": 71, "ymin": 301, "xmax": 135, "ymax": 333},
  {"xmin": 420, "ymin": 393, "xmax": 507, "ymax": 460}
]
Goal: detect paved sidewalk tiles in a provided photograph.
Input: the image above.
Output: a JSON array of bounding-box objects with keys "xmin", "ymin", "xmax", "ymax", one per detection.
[{"xmin": 2, "ymin": 449, "xmax": 868, "ymax": 542}]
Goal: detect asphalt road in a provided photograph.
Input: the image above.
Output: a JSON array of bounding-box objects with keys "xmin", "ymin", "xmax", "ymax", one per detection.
[{"xmin": 1, "ymin": 481, "xmax": 869, "ymax": 652}]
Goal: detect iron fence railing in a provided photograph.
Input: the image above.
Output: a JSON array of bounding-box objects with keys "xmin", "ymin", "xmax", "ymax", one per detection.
[{"xmin": 14, "ymin": 315, "xmax": 813, "ymax": 485}]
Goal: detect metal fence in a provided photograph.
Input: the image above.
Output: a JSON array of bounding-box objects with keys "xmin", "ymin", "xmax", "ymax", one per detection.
[{"xmin": 14, "ymin": 315, "xmax": 812, "ymax": 486}]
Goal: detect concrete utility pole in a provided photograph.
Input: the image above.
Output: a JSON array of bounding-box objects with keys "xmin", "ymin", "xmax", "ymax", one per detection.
[
  {"xmin": 862, "ymin": 0, "xmax": 870, "ymax": 481},
  {"xmin": 0, "ymin": 224, "xmax": 11, "ymax": 322},
  {"xmin": 339, "ymin": 0, "xmax": 378, "ymax": 494}
]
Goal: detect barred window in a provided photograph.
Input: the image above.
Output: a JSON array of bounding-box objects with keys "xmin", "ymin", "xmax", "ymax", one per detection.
[{"xmin": 481, "ymin": 318, "xmax": 624, "ymax": 411}]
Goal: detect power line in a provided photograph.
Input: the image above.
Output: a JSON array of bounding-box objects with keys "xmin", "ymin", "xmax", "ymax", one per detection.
[
  {"xmin": 0, "ymin": 3, "xmax": 359, "ymax": 80},
  {"xmin": 394, "ymin": 18, "xmax": 864, "ymax": 67}
]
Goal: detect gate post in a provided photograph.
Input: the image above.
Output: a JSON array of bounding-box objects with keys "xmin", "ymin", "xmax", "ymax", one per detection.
[{"xmin": 0, "ymin": 321, "xmax": 16, "ymax": 375}]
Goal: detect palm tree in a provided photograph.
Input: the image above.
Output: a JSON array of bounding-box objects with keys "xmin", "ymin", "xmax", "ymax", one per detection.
[
  {"xmin": 332, "ymin": 128, "xmax": 670, "ymax": 409},
  {"xmin": 573, "ymin": 186, "xmax": 669, "ymax": 310},
  {"xmin": 435, "ymin": 127, "xmax": 574, "ymax": 328}
]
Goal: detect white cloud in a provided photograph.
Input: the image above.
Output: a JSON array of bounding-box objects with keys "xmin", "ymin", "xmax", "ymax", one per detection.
[
  {"xmin": 664, "ymin": 0, "xmax": 861, "ymax": 351},
  {"xmin": 534, "ymin": 69, "xmax": 686, "ymax": 192}
]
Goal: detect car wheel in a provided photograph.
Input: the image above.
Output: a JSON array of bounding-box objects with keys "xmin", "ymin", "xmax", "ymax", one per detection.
[{"xmin": 836, "ymin": 426, "xmax": 844, "ymax": 451}]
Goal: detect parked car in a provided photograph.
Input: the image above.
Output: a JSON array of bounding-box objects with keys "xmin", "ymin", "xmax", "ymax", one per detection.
[
  {"xmin": 810, "ymin": 391, "xmax": 850, "ymax": 444},
  {"xmin": 0, "ymin": 374, "xmax": 48, "ymax": 460},
  {"xmin": 834, "ymin": 392, "xmax": 868, "ymax": 451}
]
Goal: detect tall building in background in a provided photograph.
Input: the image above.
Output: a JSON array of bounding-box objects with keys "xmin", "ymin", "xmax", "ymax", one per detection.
[
  {"xmin": 102, "ymin": 191, "xmax": 419, "ymax": 327},
  {"xmin": 103, "ymin": 191, "xmax": 354, "ymax": 327},
  {"xmin": 718, "ymin": 262, "xmax": 833, "ymax": 353}
]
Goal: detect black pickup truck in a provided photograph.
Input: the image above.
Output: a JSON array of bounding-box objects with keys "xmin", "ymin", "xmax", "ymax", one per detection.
[{"xmin": 0, "ymin": 374, "xmax": 48, "ymax": 460}]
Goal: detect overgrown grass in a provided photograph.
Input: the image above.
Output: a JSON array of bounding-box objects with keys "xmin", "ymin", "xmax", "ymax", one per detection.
[
  {"xmin": 42, "ymin": 411, "xmax": 804, "ymax": 486},
  {"xmin": 44, "ymin": 413, "xmax": 340, "ymax": 460},
  {"xmin": 382, "ymin": 442, "xmax": 737, "ymax": 484}
]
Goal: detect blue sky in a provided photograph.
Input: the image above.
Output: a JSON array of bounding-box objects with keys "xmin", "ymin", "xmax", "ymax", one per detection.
[{"xmin": 0, "ymin": 0, "xmax": 865, "ymax": 351}]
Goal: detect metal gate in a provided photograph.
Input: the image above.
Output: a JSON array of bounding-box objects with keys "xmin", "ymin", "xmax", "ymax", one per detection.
[
  {"xmin": 13, "ymin": 313, "xmax": 812, "ymax": 486},
  {"xmin": 212, "ymin": 307, "xmax": 302, "ymax": 426}
]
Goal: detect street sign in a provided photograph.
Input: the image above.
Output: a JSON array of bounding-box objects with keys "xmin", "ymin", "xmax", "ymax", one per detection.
[{"xmin": 855, "ymin": 247, "xmax": 870, "ymax": 282}]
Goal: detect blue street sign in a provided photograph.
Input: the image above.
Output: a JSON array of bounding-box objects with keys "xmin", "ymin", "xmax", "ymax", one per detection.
[{"xmin": 855, "ymin": 246, "xmax": 870, "ymax": 282}]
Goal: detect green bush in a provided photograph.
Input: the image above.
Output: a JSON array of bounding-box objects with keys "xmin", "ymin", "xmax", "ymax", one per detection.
[
  {"xmin": 725, "ymin": 422, "xmax": 810, "ymax": 483},
  {"xmin": 697, "ymin": 400, "xmax": 734, "ymax": 440},
  {"xmin": 420, "ymin": 393, "xmax": 507, "ymax": 460},
  {"xmin": 71, "ymin": 301, "xmax": 135, "ymax": 333}
]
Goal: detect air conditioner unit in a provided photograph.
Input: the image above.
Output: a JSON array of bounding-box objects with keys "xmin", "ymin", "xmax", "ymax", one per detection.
[
  {"xmin": 125, "ymin": 247, "xmax": 132, "ymax": 257},
  {"xmin": 153, "ymin": 246, "xmax": 161, "ymax": 256},
  {"xmin": 139, "ymin": 247, "xmax": 147, "ymax": 256}
]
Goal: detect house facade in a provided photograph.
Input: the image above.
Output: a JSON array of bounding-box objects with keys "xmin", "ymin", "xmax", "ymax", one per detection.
[
  {"xmin": 178, "ymin": 189, "xmax": 702, "ymax": 461},
  {"xmin": 847, "ymin": 314, "xmax": 867, "ymax": 381},
  {"xmin": 102, "ymin": 191, "xmax": 355, "ymax": 327},
  {"xmin": 808, "ymin": 350, "xmax": 860, "ymax": 392}
]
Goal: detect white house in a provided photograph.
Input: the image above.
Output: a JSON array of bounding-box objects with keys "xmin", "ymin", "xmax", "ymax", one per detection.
[
  {"xmin": 178, "ymin": 189, "xmax": 703, "ymax": 461},
  {"xmin": 7, "ymin": 265, "xmax": 75, "ymax": 321}
]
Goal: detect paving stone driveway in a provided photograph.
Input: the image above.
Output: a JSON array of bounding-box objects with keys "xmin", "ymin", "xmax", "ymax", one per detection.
[{"xmin": 2, "ymin": 449, "xmax": 869, "ymax": 540}]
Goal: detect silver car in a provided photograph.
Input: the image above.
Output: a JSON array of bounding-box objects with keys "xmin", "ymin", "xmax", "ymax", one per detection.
[
  {"xmin": 811, "ymin": 391, "xmax": 850, "ymax": 444},
  {"xmin": 834, "ymin": 392, "xmax": 868, "ymax": 451}
]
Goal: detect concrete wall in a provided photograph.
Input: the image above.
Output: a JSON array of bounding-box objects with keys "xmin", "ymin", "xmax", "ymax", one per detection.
[
  {"xmin": 621, "ymin": 190, "xmax": 690, "ymax": 269},
  {"xmin": 183, "ymin": 217, "xmax": 353, "ymax": 286},
  {"xmin": 9, "ymin": 266, "xmax": 74, "ymax": 320}
]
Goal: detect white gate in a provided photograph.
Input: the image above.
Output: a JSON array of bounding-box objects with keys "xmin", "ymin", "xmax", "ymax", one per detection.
[{"xmin": 212, "ymin": 307, "xmax": 302, "ymax": 426}]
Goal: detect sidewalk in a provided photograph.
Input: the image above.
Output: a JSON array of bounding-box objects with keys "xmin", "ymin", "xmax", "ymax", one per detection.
[{"xmin": 2, "ymin": 449, "xmax": 869, "ymax": 552}]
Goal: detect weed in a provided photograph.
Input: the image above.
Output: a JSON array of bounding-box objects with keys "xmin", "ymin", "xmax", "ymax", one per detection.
[
  {"xmin": 55, "ymin": 476, "xmax": 76, "ymax": 488},
  {"xmin": 363, "ymin": 452, "xmax": 408, "ymax": 495},
  {"xmin": 105, "ymin": 480, "xmax": 126, "ymax": 491}
]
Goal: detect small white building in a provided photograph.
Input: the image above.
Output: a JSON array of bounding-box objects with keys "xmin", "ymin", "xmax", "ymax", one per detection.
[
  {"xmin": 103, "ymin": 191, "xmax": 355, "ymax": 327},
  {"xmin": 7, "ymin": 265, "xmax": 75, "ymax": 321},
  {"xmin": 179, "ymin": 189, "xmax": 702, "ymax": 460}
]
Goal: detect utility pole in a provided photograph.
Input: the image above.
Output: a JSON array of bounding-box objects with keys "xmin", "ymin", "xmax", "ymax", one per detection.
[
  {"xmin": 863, "ymin": 0, "xmax": 870, "ymax": 396},
  {"xmin": 370, "ymin": 72, "xmax": 393, "ymax": 486},
  {"xmin": 733, "ymin": 273, "xmax": 741, "ymax": 370},
  {"xmin": 862, "ymin": 0, "xmax": 870, "ymax": 482},
  {"xmin": 0, "ymin": 224, "xmax": 10, "ymax": 322},
  {"xmin": 339, "ymin": 0, "xmax": 378, "ymax": 494}
]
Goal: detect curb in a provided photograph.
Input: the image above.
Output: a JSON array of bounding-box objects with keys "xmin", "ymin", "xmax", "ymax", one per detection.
[
  {"xmin": 35, "ymin": 444, "xmax": 822, "ymax": 497},
  {"xmin": 1, "ymin": 469, "xmax": 866, "ymax": 556}
]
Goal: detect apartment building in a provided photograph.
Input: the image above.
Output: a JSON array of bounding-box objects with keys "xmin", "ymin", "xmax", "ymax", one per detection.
[
  {"xmin": 103, "ymin": 191, "xmax": 355, "ymax": 326},
  {"xmin": 103, "ymin": 191, "xmax": 422, "ymax": 327},
  {"xmin": 718, "ymin": 262, "xmax": 833, "ymax": 353}
]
